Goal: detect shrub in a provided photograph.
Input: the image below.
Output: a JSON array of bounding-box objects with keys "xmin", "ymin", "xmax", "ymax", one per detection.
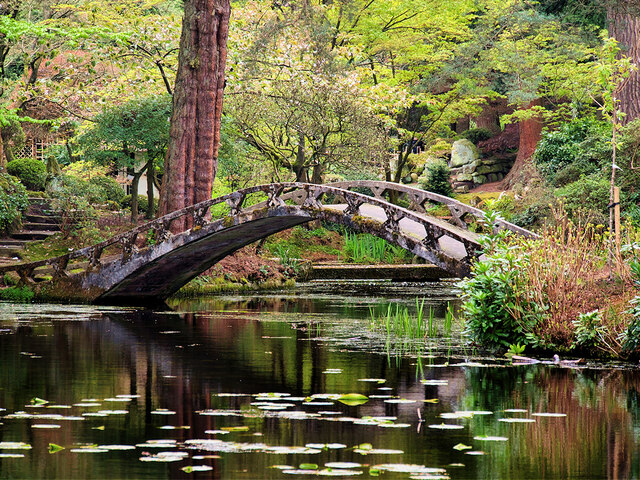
[
  {"xmin": 0, "ymin": 285, "xmax": 35, "ymax": 302},
  {"xmin": 459, "ymin": 233, "xmax": 543, "ymax": 349},
  {"xmin": 553, "ymin": 164, "xmax": 583, "ymax": 187},
  {"xmin": 556, "ymin": 175, "xmax": 610, "ymax": 221},
  {"xmin": 460, "ymin": 128, "xmax": 492, "ymax": 144},
  {"xmin": 49, "ymin": 175, "xmax": 106, "ymax": 204},
  {"xmin": 7, "ymin": 157, "xmax": 46, "ymax": 191},
  {"xmin": 122, "ymin": 194, "xmax": 158, "ymax": 215},
  {"xmin": 89, "ymin": 176, "xmax": 125, "ymax": 205},
  {"xmin": 62, "ymin": 160, "xmax": 110, "ymax": 180},
  {"xmin": 0, "ymin": 173, "xmax": 28, "ymax": 234},
  {"xmin": 418, "ymin": 159, "xmax": 452, "ymax": 197},
  {"xmin": 534, "ymin": 117, "xmax": 611, "ymax": 184}
]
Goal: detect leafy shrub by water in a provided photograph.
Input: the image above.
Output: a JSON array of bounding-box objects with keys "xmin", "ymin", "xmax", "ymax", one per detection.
[
  {"xmin": 418, "ymin": 159, "xmax": 452, "ymax": 197},
  {"xmin": 7, "ymin": 158, "xmax": 46, "ymax": 191},
  {"xmin": 460, "ymin": 233, "xmax": 541, "ymax": 349},
  {"xmin": 0, "ymin": 173, "xmax": 28, "ymax": 234}
]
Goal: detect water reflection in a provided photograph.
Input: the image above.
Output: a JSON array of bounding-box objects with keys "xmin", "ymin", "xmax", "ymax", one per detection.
[{"xmin": 0, "ymin": 295, "xmax": 638, "ymax": 479}]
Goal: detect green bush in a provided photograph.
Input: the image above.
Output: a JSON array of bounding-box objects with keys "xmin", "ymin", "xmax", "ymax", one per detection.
[
  {"xmin": 89, "ymin": 176, "xmax": 125, "ymax": 205},
  {"xmin": 459, "ymin": 233, "xmax": 543, "ymax": 349},
  {"xmin": 7, "ymin": 158, "xmax": 46, "ymax": 191},
  {"xmin": 49, "ymin": 175, "xmax": 106, "ymax": 204},
  {"xmin": 556, "ymin": 175, "xmax": 610, "ymax": 220},
  {"xmin": 0, "ymin": 173, "xmax": 28, "ymax": 234},
  {"xmin": 122, "ymin": 194, "xmax": 158, "ymax": 215},
  {"xmin": 418, "ymin": 159, "xmax": 453, "ymax": 197},
  {"xmin": 0, "ymin": 285, "xmax": 35, "ymax": 302},
  {"xmin": 534, "ymin": 117, "xmax": 611, "ymax": 185},
  {"xmin": 460, "ymin": 128, "xmax": 492, "ymax": 144},
  {"xmin": 553, "ymin": 164, "xmax": 583, "ymax": 187}
]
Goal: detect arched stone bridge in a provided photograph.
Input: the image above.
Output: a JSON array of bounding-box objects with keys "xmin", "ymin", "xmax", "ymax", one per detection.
[{"xmin": 0, "ymin": 181, "xmax": 535, "ymax": 305}]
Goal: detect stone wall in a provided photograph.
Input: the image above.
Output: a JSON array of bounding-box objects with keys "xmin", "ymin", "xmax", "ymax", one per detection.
[{"xmin": 448, "ymin": 139, "xmax": 515, "ymax": 193}]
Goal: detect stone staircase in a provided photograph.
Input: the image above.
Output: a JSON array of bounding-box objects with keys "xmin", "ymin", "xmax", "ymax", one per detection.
[{"xmin": 0, "ymin": 198, "xmax": 60, "ymax": 263}]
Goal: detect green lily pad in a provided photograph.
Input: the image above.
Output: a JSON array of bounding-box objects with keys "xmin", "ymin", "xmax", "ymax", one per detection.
[
  {"xmin": 453, "ymin": 443, "xmax": 472, "ymax": 451},
  {"xmin": 338, "ymin": 394, "xmax": 369, "ymax": 406},
  {"xmin": 182, "ymin": 465, "xmax": 213, "ymax": 473},
  {"xmin": 48, "ymin": 443, "xmax": 65, "ymax": 454}
]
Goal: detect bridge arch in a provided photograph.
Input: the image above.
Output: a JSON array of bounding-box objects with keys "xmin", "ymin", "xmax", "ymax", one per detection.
[{"xmin": 0, "ymin": 182, "xmax": 533, "ymax": 305}]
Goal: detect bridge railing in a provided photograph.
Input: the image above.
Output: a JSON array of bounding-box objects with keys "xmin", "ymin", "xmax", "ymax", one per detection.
[
  {"xmin": 326, "ymin": 181, "xmax": 536, "ymax": 239},
  {"xmin": 0, "ymin": 181, "xmax": 535, "ymax": 284}
]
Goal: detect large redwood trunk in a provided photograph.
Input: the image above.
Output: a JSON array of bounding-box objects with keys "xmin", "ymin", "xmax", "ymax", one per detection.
[
  {"xmin": 607, "ymin": 5, "xmax": 640, "ymax": 125},
  {"xmin": 159, "ymin": 0, "xmax": 231, "ymax": 231},
  {"xmin": 503, "ymin": 99, "xmax": 543, "ymax": 187}
]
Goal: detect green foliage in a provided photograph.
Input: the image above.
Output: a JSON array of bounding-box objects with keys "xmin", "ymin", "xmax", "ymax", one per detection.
[
  {"xmin": 418, "ymin": 160, "xmax": 453, "ymax": 197},
  {"xmin": 49, "ymin": 175, "xmax": 105, "ymax": 204},
  {"xmin": 572, "ymin": 310, "xmax": 607, "ymax": 350},
  {"xmin": 459, "ymin": 233, "xmax": 543, "ymax": 349},
  {"xmin": 48, "ymin": 176, "xmax": 99, "ymax": 238},
  {"xmin": 506, "ymin": 343, "xmax": 526, "ymax": 356},
  {"xmin": 555, "ymin": 175, "xmax": 610, "ymax": 220},
  {"xmin": 343, "ymin": 233, "xmax": 410, "ymax": 264},
  {"xmin": 7, "ymin": 158, "xmax": 46, "ymax": 191},
  {"xmin": 0, "ymin": 286, "xmax": 35, "ymax": 303},
  {"xmin": 122, "ymin": 195, "xmax": 158, "ymax": 216},
  {"xmin": 0, "ymin": 173, "xmax": 28, "ymax": 234},
  {"xmin": 459, "ymin": 128, "xmax": 492, "ymax": 144},
  {"xmin": 534, "ymin": 118, "xmax": 611, "ymax": 185},
  {"xmin": 622, "ymin": 297, "xmax": 640, "ymax": 354},
  {"xmin": 88, "ymin": 176, "xmax": 125, "ymax": 205},
  {"xmin": 77, "ymin": 94, "xmax": 172, "ymax": 168}
]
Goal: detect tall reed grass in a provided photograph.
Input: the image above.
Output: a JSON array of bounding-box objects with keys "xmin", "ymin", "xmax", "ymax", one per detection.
[
  {"xmin": 369, "ymin": 299, "xmax": 454, "ymax": 340},
  {"xmin": 344, "ymin": 232, "xmax": 408, "ymax": 263}
]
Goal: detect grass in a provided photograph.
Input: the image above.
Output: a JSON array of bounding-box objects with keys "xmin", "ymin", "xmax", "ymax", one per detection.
[
  {"xmin": 172, "ymin": 276, "xmax": 296, "ymax": 298},
  {"xmin": 369, "ymin": 299, "xmax": 455, "ymax": 340},
  {"xmin": 344, "ymin": 232, "xmax": 410, "ymax": 264}
]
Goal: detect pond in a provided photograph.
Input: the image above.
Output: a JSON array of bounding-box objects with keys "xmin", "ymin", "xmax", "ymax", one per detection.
[{"xmin": 0, "ymin": 280, "xmax": 639, "ymax": 479}]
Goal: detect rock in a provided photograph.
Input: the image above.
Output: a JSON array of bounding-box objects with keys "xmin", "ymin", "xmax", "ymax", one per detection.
[
  {"xmin": 450, "ymin": 139, "xmax": 479, "ymax": 168},
  {"xmin": 472, "ymin": 174, "xmax": 488, "ymax": 184},
  {"xmin": 476, "ymin": 164, "xmax": 504, "ymax": 175},
  {"xmin": 455, "ymin": 173, "xmax": 474, "ymax": 182},
  {"xmin": 461, "ymin": 163, "xmax": 477, "ymax": 174},
  {"xmin": 488, "ymin": 173, "xmax": 499, "ymax": 182}
]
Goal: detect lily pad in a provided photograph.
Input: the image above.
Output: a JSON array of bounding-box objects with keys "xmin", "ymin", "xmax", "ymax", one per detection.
[
  {"xmin": 325, "ymin": 462, "xmax": 362, "ymax": 469},
  {"xmin": 473, "ymin": 436, "xmax": 508, "ymax": 441},
  {"xmin": 48, "ymin": 443, "xmax": 65, "ymax": 454},
  {"xmin": 182, "ymin": 465, "xmax": 213, "ymax": 473},
  {"xmin": 0, "ymin": 442, "xmax": 32, "ymax": 450},
  {"xmin": 498, "ymin": 418, "xmax": 535, "ymax": 423},
  {"xmin": 453, "ymin": 444, "xmax": 472, "ymax": 451},
  {"xmin": 338, "ymin": 394, "xmax": 369, "ymax": 406},
  {"xmin": 32, "ymin": 424, "xmax": 61, "ymax": 429},
  {"xmin": 428, "ymin": 424, "xmax": 464, "ymax": 430}
]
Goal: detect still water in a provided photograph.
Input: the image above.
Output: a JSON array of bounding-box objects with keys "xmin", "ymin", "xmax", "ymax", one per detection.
[{"xmin": 0, "ymin": 281, "xmax": 639, "ymax": 479}]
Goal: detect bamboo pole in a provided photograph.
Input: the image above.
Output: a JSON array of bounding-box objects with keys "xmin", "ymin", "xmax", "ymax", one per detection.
[{"xmin": 614, "ymin": 186, "xmax": 621, "ymax": 256}]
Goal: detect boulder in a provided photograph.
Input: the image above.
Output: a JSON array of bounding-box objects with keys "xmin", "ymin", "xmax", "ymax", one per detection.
[{"xmin": 450, "ymin": 139, "xmax": 479, "ymax": 168}]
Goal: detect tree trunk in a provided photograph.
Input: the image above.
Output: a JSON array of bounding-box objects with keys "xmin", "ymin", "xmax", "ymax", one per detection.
[
  {"xmin": 146, "ymin": 159, "xmax": 155, "ymax": 219},
  {"xmin": 503, "ymin": 99, "xmax": 543, "ymax": 188},
  {"xmin": 0, "ymin": 127, "xmax": 5, "ymax": 171},
  {"xmin": 608, "ymin": 5, "xmax": 640, "ymax": 125},
  {"xmin": 158, "ymin": 0, "xmax": 231, "ymax": 232}
]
